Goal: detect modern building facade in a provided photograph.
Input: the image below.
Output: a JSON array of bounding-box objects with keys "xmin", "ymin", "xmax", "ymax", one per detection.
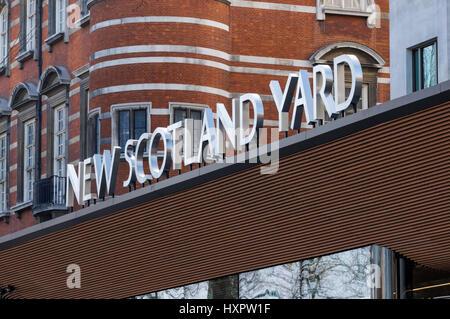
[
  {"xmin": 0, "ymin": 0, "xmax": 448, "ymax": 299},
  {"xmin": 390, "ymin": 0, "xmax": 450, "ymax": 99}
]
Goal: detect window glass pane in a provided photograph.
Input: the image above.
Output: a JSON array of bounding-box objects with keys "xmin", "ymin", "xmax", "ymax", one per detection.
[
  {"xmin": 133, "ymin": 109, "xmax": 147, "ymax": 140},
  {"xmin": 0, "ymin": 159, "xmax": 5, "ymax": 180},
  {"xmin": 119, "ymin": 110, "xmax": 130, "ymax": 150},
  {"xmin": 191, "ymin": 110, "xmax": 202, "ymax": 121},
  {"xmin": 58, "ymin": 109, "xmax": 64, "ymax": 131},
  {"xmin": 0, "ymin": 8, "xmax": 6, "ymax": 64},
  {"xmin": 422, "ymin": 43, "xmax": 437, "ymax": 89},
  {"xmin": 174, "ymin": 109, "xmax": 187, "ymax": 123},
  {"xmin": 0, "ymin": 137, "xmax": 5, "ymax": 158},
  {"xmin": 96, "ymin": 116, "xmax": 100, "ymax": 153},
  {"xmin": 87, "ymin": 114, "xmax": 99, "ymax": 157}
]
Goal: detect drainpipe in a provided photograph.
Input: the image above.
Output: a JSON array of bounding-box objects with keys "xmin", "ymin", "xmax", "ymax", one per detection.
[{"xmin": 35, "ymin": 0, "xmax": 43, "ymax": 184}]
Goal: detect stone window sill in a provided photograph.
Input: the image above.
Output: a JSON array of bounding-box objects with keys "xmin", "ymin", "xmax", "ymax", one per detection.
[
  {"xmin": 79, "ymin": 13, "xmax": 90, "ymax": 27},
  {"xmin": 16, "ymin": 50, "xmax": 34, "ymax": 63},
  {"xmin": 317, "ymin": 6, "xmax": 373, "ymax": 21},
  {"xmin": 11, "ymin": 201, "xmax": 33, "ymax": 217},
  {"xmin": 45, "ymin": 32, "xmax": 64, "ymax": 46},
  {"xmin": 0, "ymin": 211, "xmax": 11, "ymax": 223}
]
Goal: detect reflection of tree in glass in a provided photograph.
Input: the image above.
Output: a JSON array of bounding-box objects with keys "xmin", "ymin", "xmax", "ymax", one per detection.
[{"xmin": 301, "ymin": 247, "xmax": 371, "ymax": 299}]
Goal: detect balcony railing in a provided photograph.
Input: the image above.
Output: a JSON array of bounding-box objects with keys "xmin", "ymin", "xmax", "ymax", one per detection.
[{"xmin": 33, "ymin": 175, "xmax": 66, "ymax": 210}]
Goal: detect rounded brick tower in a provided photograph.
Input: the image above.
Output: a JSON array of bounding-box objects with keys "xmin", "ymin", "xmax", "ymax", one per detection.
[{"xmin": 88, "ymin": 0, "xmax": 231, "ymax": 144}]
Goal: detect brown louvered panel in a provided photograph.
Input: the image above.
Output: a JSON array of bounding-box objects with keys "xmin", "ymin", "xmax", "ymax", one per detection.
[{"xmin": 0, "ymin": 101, "xmax": 449, "ymax": 299}]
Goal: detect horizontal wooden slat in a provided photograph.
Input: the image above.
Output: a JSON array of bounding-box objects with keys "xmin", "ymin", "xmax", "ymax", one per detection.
[{"xmin": 0, "ymin": 101, "xmax": 449, "ymax": 299}]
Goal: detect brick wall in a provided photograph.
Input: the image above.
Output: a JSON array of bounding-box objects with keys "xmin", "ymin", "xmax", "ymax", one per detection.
[{"xmin": 0, "ymin": 0, "xmax": 390, "ymax": 236}]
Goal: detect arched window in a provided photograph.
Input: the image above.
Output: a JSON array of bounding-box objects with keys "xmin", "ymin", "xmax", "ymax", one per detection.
[
  {"xmin": 310, "ymin": 42, "xmax": 386, "ymax": 124},
  {"xmin": 0, "ymin": 5, "xmax": 8, "ymax": 68},
  {"xmin": 9, "ymin": 82, "xmax": 38, "ymax": 213}
]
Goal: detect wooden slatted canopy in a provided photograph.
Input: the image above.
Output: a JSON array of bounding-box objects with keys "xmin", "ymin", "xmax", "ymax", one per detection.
[{"xmin": 0, "ymin": 82, "xmax": 449, "ymax": 299}]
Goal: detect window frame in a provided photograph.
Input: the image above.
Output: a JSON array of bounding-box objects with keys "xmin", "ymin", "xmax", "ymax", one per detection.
[
  {"xmin": 411, "ymin": 39, "xmax": 438, "ymax": 92},
  {"xmin": 0, "ymin": 133, "xmax": 7, "ymax": 212},
  {"xmin": 55, "ymin": 0, "xmax": 66, "ymax": 35},
  {"xmin": 111, "ymin": 102, "xmax": 151, "ymax": 154},
  {"xmin": 81, "ymin": 0, "xmax": 89, "ymax": 17},
  {"xmin": 0, "ymin": 5, "xmax": 8, "ymax": 69},
  {"xmin": 87, "ymin": 107, "xmax": 101, "ymax": 157},
  {"xmin": 25, "ymin": 0, "xmax": 36, "ymax": 51},
  {"xmin": 53, "ymin": 104, "xmax": 66, "ymax": 177},
  {"xmin": 169, "ymin": 103, "xmax": 207, "ymax": 157},
  {"xmin": 23, "ymin": 118, "xmax": 35, "ymax": 203}
]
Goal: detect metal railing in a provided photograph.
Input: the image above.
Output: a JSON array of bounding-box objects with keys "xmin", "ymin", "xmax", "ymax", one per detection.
[{"xmin": 33, "ymin": 175, "xmax": 66, "ymax": 208}]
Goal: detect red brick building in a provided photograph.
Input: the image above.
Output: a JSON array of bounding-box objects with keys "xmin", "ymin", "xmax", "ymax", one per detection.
[
  {"xmin": 0, "ymin": 0, "xmax": 390, "ymax": 233},
  {"xmin": 16, "ymin": 1, "xmax": 450, "ymax": 301}
]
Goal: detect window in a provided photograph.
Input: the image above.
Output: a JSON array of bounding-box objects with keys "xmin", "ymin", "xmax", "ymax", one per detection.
[
  {"xmin": 55, "ymin": 0, "xmax": 66, "ymax": 34},
  {"xmin": 0, "ymin": 134, "xmax": 7, "ymax": 212},
  {"xmin": 23, "ymin": 119, "xmax": 35, "ymax": 202},
  {"xmin": 317, "ymin": 0, "xmax": 374, "ymax": 20},
  {"xmin": 54, "ymin": 105, "xmax": 65, "ymax": 177},
  {"xmin": 171, "ymin": 105, "xmax": 205, "ymax": 157},
  {"xmin": 81, "ymin": 0, "xmax": 89, "ymax": 17},
  {"xmin": 318, "ymin": 82, "xmax": 369, "ymax": 124},
  {"xmin": 25, "ymin": 0, "xmax": 36, "ymax": 51},
  {"xmin": 0, "ymin": 6, "xmax": 7, "ymax": 67},
  {"xmin": 111, "ymin": 104, "xmax": 150, "ymax": 152},
  {"xmin": 321, "ymin": 0, "xmax": 371, "ymax": 11},
  {"xmin": 412, "ymin": 41, "xmax": 438, "ymax": 92},
  {"xmin": 87, "ymin": 110, "xmax": 100, "ymax": 157},
  {"xmin": 118, "ymin": 109, "xmax": 147, "ymax": 150}
]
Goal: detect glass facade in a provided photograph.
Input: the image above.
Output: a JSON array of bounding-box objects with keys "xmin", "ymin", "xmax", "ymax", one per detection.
[
  {"xmin": 135, "ymin": 246, "xmax": 376, "ymax": 299},
  {"xmin": 134, "ymin": 246, "xmax": 450, "ymax": 299}
]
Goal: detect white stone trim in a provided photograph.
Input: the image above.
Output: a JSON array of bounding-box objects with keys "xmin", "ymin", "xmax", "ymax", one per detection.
[
  {"xmin": 232, "ymin": 54, "xmax": 312, "ymax": 68},
  {"xmin": 69, "ymin": 136, "xmax": 80, "ymax": 145},
  {"xmin": 90, "ymin": 16, "xmax": 229, "ymax": 33},
  {"xmin": 90, "ymin": 56, "xmax": 301, "ymax": 77},
  {"xmin": 69, "ymin": 87, "xmax": 81, "ymax": 97},
  {"xmin": 92, "ymin": 84, "xmax": 231, "ymax": 99},
  {"xmin": 229, "ymin": 0, "xmax": 316, "ymax": 13},
  {"xmin": 91, "ymin": 45, "xmax": 230, "ymax": 61},
  {"xmin": 90, "ymin": 45, "xmax": 312, "ymax": 68},
  {"xmin": 10, "ymin": 18, "xmax": 20, "ymax": 28},
  {"xmin": 92, "ymin": 84, "xmax": 279, "ymax": 101},
  {"xmin": 9, "ymin": 38, "xmax": 19, "ymax": 48},
  {"xmin": 377, "ymin": 77, "xmax": 390, "ymax": 84},
  {"xmin": 150, "ymin": 108, "xmax": 170, "ymax": 115},
  {"xmin": 69, "ymin": 112, "xmax": 80, "ymax": 122},
  {"xmin": 70, "ymin": 77, "xmax": 81, "ymax": 87}
]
